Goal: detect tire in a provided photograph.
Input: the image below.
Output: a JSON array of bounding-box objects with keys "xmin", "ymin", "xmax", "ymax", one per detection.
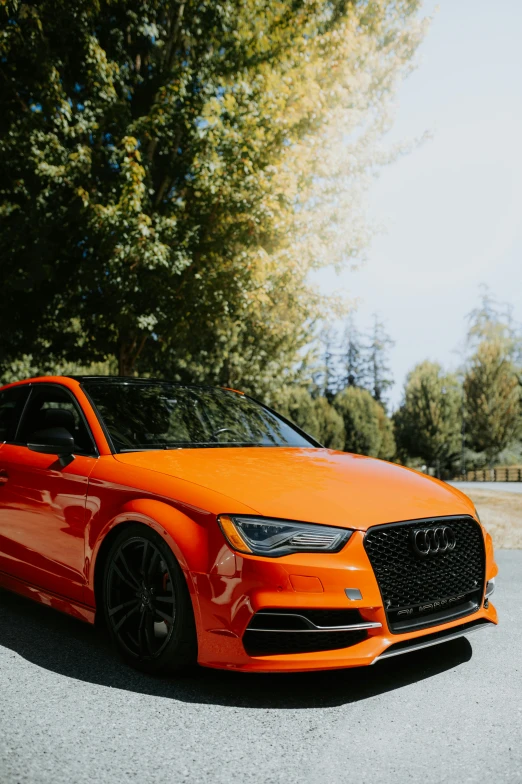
[{"xmin": 102, "ymin": 524, "xmax": 197, "ymax": 674}]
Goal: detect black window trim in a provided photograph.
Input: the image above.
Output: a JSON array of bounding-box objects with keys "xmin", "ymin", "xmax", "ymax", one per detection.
[
  {"xmin": 79, "ymin": 383, "xmax": 117, "ymax": 454},
  {"xmin": 0, "ymin": 384, "xmax": 32, "ymax": 445},
  {"xmin": 13, "ymin": 382, "xmax": 99, "ymax": 458}
]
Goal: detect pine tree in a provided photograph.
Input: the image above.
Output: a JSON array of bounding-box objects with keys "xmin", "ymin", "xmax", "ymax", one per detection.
[
  {"xmin": 340, "ymin": 314, "xmax": 365, "ymax": 389},
  {"xmin": 364, "ymin": 316, "xmax": 395, "ymax": 406}
]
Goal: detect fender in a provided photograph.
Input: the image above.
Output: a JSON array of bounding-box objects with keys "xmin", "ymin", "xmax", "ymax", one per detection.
[{"xmin": 86, "ymin": 498, "xmax": 214, "ymax": 609}]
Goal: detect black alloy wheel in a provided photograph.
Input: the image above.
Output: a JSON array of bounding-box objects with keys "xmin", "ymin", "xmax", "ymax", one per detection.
[{"xmin": 103, "ymin": 525, "xmax": 197, "ymax": 674}]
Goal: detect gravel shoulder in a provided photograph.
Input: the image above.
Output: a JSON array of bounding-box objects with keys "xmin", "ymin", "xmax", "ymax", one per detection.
[
  {"xmin": 0, "ymin": 551, "xmax": 520, "ymax": 784},
  {"xmin": 450, "ymin": 484, "xmax": 522, "ymax": 548}
]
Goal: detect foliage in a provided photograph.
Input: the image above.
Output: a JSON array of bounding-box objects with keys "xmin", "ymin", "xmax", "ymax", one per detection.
[
  {"xmin": 311, "ymin": 395, "xmax": 345, "ymax": 450},
  {"xmin": 363, "ymin": 315, "xmax": 395, "ymax": 406},
  {"xmin": 340, "ymin": 314, "xmax": 366, "ymax": 391},
  {"xmin": 464, "ymin": 340, "xmax": 521, "ymax": 465},
  {"xmin": 275, "ymin": 387, "xmax": 345, "ymax": 450},
  {"xmin": 375, "ymin": 402, "xmax": 396, "ymax": 460},
  {"xmin": 333, "ymin": 386, "xmax": 394, "ymax": 458},
  {"xmin": 393, "ymin": 361, "xmax": 462, "ymax": 475},
  {"xmin": 0, "ymin": 0, "xmax": 426, "ymax": 390},
  {"xmin": 0, "ymin": 355, "xmax": 116, "ymax": 386},
  {"xmin": 315, "ymin": 313, "xmax": 394, "ymax": 406},
  {"xmin": 466, "ymin": 286, "xmax": 521, "ymax": 361}
]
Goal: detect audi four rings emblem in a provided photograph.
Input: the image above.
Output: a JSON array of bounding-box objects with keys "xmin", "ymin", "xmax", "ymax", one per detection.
[{"xmin": 410, "ymin": 525, "xmax": 456, "ymax": 557}]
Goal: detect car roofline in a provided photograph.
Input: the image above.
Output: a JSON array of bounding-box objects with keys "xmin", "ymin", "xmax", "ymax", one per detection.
[{"xmin": 66, "ymin": 375, "xmax": 234, "ymax": 391}]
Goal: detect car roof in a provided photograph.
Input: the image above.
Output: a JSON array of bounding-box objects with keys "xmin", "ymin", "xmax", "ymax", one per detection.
[
  {"xmin": 1, "ymin": 375, "xmax": 245, "ymax": 396},
  {"xmin": 67, "ymin": 376, "xmax": 233, "ymax": 390},
  {"xmin": 3, "ymin": 375, "xmax": 244, "ymax": 394},
  {"xmin": 67, "ymin": 375, "xmax": 175, "ymax": 383}
]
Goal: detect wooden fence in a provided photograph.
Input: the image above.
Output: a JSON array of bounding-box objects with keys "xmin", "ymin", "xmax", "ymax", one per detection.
[{"xmin": 453, "ymin": 466, "xmax": 522, "ymax": 482}]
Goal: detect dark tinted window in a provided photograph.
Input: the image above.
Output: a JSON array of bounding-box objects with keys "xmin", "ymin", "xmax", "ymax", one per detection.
[
  {"xmin": 83, "ymin": 382, "xmax": 316, "ymax": 452},
  {"xmin": 0, "ymin": 386, "xmax": 30, "ymax": 442},
  {"xmin": 17, "ymin": 385, "xmax": 96, "ymax": 455}
]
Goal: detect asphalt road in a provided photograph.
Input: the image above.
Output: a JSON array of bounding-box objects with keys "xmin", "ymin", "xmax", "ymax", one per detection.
[
  {"xmin": 450, "ymin": 481, "xmax": 522, "ymax": 494},
  {"xmin": 0, "ymin": 551, "xmax": 521, "ymax": 784}
]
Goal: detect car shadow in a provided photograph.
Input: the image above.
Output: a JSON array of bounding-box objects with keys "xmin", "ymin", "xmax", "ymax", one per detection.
[{"xmin": 0, "ymin": 588, "xmax": 473, "ymax": 709}]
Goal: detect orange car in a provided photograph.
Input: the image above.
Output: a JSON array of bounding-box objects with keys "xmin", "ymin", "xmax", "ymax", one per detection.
[{"xmin": 0, "ymin": 376, "xmax": 497, "ymax": 673}]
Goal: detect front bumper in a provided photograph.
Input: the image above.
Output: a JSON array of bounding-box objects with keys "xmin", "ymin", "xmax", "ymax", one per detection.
[{"xmin": 191, "ymin": 529, "xmax": 498, "ymax": 672}]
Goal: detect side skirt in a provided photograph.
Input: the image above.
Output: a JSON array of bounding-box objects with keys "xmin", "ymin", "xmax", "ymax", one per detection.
[{"xmin": 0, "ymin": 569, "xmax": 96, "ymax": 624}]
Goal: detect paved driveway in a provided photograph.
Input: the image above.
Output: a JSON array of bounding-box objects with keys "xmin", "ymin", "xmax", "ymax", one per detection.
[{"xmin": 0, "ymin": 551, "xmax": 520, "ymax": 784}]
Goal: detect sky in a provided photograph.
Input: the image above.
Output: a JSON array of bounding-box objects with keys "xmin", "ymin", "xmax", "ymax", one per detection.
[{"xmin": 316, "ymin": 0, "xmax": 522, "ymax": 408}]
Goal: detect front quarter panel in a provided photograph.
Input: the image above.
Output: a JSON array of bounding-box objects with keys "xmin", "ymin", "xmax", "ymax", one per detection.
[{"xmin": 84, "ymin": 455, "xmax": 256, "ymax": 607}]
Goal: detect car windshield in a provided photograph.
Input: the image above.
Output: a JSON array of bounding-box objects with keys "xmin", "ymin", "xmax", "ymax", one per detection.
[{"xmin": 82, "ymin": 381, "xmax": 317, "ymax": 452}]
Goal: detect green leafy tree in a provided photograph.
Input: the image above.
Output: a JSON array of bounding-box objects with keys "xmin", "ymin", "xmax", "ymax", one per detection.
[
  {"xmin": 466, "ymin": 286, "xmax": 521, "ymax": 357},
  {"xmin": 375, "ymin": 403, "xmax": 396, "ymax": 460},
  {"xmin": 0, "ymin": 0, "xmax": 425, "ymax": 391},
  {"xmin": 275, "ymin": 387, "xmax": 345, "ymax": 450},
  {"xmin": 394, "ymin": 361, "xmax": 462, "ymax": 476},
  {"xmin": 464, "ymin": 340, "xmax": 521, "ymax": 466},
  {"xmin": 276, "ymin": 387, "xmax": 320, "ymax": 440},
  {"xmin": 333, "ymin": 386, "xmax": 394, "ymax": 458},
  {"xmin": 312, "ymin": 396, "xmax": 345, "ymax": 450}
]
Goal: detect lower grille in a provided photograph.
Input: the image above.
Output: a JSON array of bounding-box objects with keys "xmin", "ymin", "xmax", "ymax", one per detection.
[
  {"xmin": 244, "ymin": 629, "xmax": 367, "ymax": 656},
  {"xmin": 364, "ymin": 515, "xmax": 485, "ymax": 633},
  {"xmin": 243, "ymin": 608, "xmax": 372, "ymax": 656}
]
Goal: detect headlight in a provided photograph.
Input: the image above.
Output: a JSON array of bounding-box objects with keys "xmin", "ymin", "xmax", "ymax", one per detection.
[{"xmin": 218, "ymin": 515, "xmax": 353, "ymax": 557}]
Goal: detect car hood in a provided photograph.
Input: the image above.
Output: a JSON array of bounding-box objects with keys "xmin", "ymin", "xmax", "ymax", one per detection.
[{"xmin": 114, "ymin": 447, "xmax": 475, "ymax": 531}]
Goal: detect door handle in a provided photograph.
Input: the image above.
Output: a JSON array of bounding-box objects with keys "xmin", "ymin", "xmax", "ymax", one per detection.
[{"xmin": 0, "ymin": 469, "xmax": 9, "ymax": 485}]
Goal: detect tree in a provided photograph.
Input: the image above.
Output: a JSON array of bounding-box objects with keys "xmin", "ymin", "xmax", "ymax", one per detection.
[
  {"xmin": 466, "ymin": 285, "xmax": 520, "ymax": 355},
  {"xmin": 464, "ymin": 340, "xmax": 521, "ymax": 465},
  {"xmin": 340, "ymin": 314, "xmax": 366, "ymax": 390},
  {"xmin": 375, "ymin": 403, "xmax": 396, "ymax": 461},
  {"xmin": 276, "ymin": 387, "xmax": 320, "ymax": 440},
  {"xmin": 333, "ymin": 386, "xmax": 394, "ymax": 458},
  {"xmin": 393, "ymin": 361, "xmax": 462, "ymax": 476},
  {"xmin": 312, "ymin": 396, "xmax": 345, "ymax": 451},
  {"xmin": 0, "ymin": 1, "xmax": 426, "ymax": 390},
  {"xmin": 364, "ymin": 316, "xmax": 395, "ymax": 406},
  {"xmin": 275, "ymin": 387, "xmax": 345, "ymax": 450},
  {"xmin": 315, "ymin": 326, "xmax": 338, "ymax": 402}
]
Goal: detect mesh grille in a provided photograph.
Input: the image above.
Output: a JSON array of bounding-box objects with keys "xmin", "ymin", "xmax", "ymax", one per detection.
[
  {"xmin": 364, "ymin": 515, "xmax": 485, "ymax": 632},
  {"xmin": 243, "ymin": 629, "xmax": 367, "ymax": 656},
  {"xmin": 244, "ymin": 608, "xmax": 367, "ymax": 655}
]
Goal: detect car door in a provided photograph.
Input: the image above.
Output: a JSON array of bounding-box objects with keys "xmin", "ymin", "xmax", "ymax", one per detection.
[{"xmin": 0, "ymin": 383, "xmax": 98, "ymax": 603}]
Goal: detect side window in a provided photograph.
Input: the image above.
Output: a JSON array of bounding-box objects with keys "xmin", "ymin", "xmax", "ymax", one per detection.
[
  {"xmin": 0, "ymin": 386, "xmax": 30, "ymax": 443},
  {"xmin": 17, "ymin": 386, "xmax": 97, "ymax": 456}
]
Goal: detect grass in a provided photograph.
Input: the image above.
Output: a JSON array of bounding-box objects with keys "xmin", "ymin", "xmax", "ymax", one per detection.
[{"xmin": 463, "ymin": 489, "xmax": 522, "ymax": 549}]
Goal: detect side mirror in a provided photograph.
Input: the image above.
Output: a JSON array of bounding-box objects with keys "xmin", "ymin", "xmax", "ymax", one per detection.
[{"xmin": 28, "ymin": 427, "xmax": 75, "ymax": 456}]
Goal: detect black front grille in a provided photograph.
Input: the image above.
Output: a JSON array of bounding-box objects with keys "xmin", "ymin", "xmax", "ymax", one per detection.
[{"xmin": 364, "ymin": 515, "xmax": 485, "ymax": 632}]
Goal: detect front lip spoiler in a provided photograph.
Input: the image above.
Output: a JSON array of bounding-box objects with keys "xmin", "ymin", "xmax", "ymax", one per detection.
[{"xmin": 372, "ymin": 618, "xmax": 495, "ymax": 663}]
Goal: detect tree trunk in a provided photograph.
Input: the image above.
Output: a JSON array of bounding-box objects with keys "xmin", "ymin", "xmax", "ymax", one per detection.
[
  {"xmin": 118, "ymin": 333, "xmax": 148, "ymax": 377},
  {"xmin": 118, "ymin": 341, "xmax": 136, "ymax": 377}
]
